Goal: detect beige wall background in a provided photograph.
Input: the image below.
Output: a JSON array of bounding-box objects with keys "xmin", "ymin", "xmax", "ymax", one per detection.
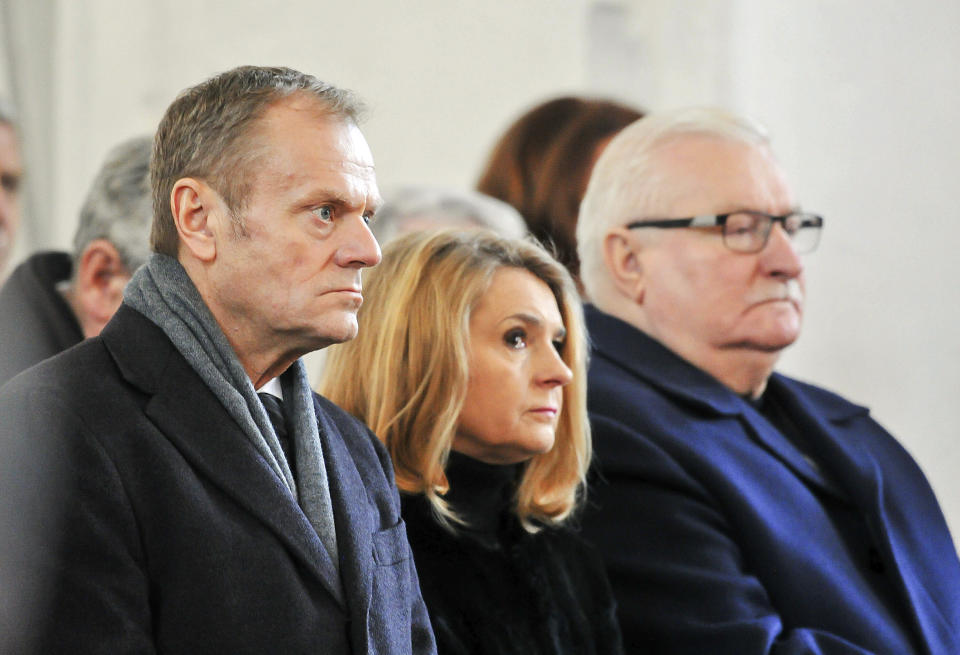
[{"xmin": 2, "ymin": 0, "xmax": 958, "ymax": 543}]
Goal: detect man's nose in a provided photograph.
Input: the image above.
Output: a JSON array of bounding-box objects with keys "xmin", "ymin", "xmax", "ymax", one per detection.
[
  {"xmin": 337, "ymin": 214, "xmax": 382, "ymax": 268},
  {"xmin": 760, "ymin": 223, "xmax": 804, "ymax": 279}
]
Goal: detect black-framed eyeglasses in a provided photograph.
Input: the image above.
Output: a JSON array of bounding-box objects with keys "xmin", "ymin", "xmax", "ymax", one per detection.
[{"xmin": 625, "ymin": 211, "xmax": 824, "ymax": 254}]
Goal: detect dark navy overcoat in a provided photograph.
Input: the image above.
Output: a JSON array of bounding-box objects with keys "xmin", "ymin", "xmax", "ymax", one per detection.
[{"xmin": 581, "ymin": 305, "xmax": 960, "ymax": 655}]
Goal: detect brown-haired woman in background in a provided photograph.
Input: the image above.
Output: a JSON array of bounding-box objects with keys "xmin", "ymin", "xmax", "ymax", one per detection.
[
  {"xmin": 476, "ymin": 96, "xmax": 643, "ymax": 292},
  {"xmin": 319, "ymin": 230, "xmax": 622, "ymax": 655}
]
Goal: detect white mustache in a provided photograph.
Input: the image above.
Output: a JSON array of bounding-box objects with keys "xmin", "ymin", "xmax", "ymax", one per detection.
[
  {"xmin": 784, "ymin": 278, "xmax": 803, "ymax": 304},
  {"xmin": 750, "ymin": 279, "xmax": 803, "ymax": 305}
]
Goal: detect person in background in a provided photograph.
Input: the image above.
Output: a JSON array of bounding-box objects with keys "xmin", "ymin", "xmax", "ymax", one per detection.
[
  {"xmin": 0, "ymin": 65, "xmax": 435, "ymax": 654},
  {"xmin": 0, "ymin": 97, "xmax": 23, "ymax": 279},
  {"xmin": 372, "ymin": 186, "xmax": 527, "ymax": 245},
  {"xmin": 0, "ymin": 135, "xmax": 152, "ymax": 388},
  {"xmin": 476, "ymin": 96, "xmax": 642, "ymax": 291},
  {"xmin": 576, "ymin": 106, "xmax": 960, "ymax": 653},
  {"xmin": 320, "ymin": 229, "xmax": 623, "ymax": 655}
]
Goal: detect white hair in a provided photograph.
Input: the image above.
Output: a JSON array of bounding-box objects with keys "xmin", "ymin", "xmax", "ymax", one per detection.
[
  {"xmin": 72, "ymin": 135, "xmax": 154, "ymax": 275},
  {"xmin": 372, "ymin": 186, "xmax": 528, "ymax": 245},
  {"xmin": 576, "ymin": 107, "xmax": 771, "ymax": 302}
]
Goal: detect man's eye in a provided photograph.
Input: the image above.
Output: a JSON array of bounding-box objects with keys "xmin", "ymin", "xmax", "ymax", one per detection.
[
  {"xmin": 362, "ymin": 212, "xmax": 373, "ymax": 226},
  {"xmin": 504, "ymin": 329, "xmax": 527, "ymax": 350},
  {"xmin": 312, "ymin": 206, "xmax": 334, "ymax": 223}
]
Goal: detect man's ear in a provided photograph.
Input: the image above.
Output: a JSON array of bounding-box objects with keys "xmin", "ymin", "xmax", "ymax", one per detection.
[
  {"xmin": 602, "ymin": 227, "xmax": 646, "ymax": 304},
  {"xmin": 73, "ymin": 239, "xmax": 130, "ymax": 338},
  {"xmin": 171, "ymin": 177, "xmax": 219, "ymax": 262}
]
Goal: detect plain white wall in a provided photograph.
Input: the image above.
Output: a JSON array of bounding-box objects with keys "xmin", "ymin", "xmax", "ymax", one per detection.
[
  {"xmin": 3, "ymin": 0, "xmax": 958, "ymax": 542},
  {"xmin": 40, "ymin": 0, "xmax": 589, "ymax": 244}
]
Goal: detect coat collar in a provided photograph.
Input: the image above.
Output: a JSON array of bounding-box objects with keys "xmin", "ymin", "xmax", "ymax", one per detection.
[
  {"xmin": 585, "ymin": 304, "xmax": 866, "ymax": 422},
  {"xmin": 101, "ymin": 304, "xmax": 346, "ymax": 607},
  {"xmin": 585, "ymin": 305, "xmax": 867, "ymax": 499},
  {"xmin": 585, "ymin": 305, "xmax": 750, "ymax": 416}
]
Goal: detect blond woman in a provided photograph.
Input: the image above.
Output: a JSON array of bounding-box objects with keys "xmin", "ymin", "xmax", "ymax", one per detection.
[{"xmin": 320, "ymin": 229, "xmax": 622, "ymax": 655}]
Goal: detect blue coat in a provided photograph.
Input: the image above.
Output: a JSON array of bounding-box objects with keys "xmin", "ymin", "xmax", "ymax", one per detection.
[
  {"xmin": 580, "ymin": 306, "xmax": 960, "ymax": 655},
  {"xmin": 0, "ymin": 304, "xmax": 437, "ymax": 654}
]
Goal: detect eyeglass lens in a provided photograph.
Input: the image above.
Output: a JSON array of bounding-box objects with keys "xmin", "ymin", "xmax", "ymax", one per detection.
[{"xmin": 723, "ymin": 212, "xmax": 821, "ymax": 254}]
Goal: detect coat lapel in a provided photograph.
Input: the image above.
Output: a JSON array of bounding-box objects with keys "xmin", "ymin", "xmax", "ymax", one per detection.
[
  {"xmin": 586, "ymin": 306, "xmax": 842, "ymax": 499},
  {"xmin": 777, "ymin": 376, "xmax": 958, "ymax": 654},
  {"xmin": 315, "ymin": 397, "xmax": 374, "ymax": 653},
  {"xmin": 737, "ymin": 394, "xmax": 849, "ymax": 501},
  {"xmin": 102, "ymin": 305, "xmax": 345, "ymax": 606}
]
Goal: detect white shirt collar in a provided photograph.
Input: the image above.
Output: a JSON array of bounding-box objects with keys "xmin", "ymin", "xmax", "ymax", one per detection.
[{"xmin": 258, "ymin": 377, "xmax": 283, "ymax": 400}]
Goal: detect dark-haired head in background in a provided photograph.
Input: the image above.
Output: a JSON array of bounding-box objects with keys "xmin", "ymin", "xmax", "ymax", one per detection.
[{"xmin": 477, "ymin": 96, "xmax": 642, "ymax": 292}]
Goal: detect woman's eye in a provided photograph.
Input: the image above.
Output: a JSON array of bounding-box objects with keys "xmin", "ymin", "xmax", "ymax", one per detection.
[
  {"xmin": 312, "ymin": 206, "xmax": 334, "ymax": 223},
  {"xmin": 552, "ymin": 339, "xmax": 565, "ymax": 353},
  {"xmin": 504, "ymin": 329, "xmax": 527, "ymax": 350}
]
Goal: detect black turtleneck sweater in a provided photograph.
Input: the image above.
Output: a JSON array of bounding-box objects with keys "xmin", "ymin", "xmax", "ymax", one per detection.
[{"xmin": 401, "ymin": 451, "xmax": 624, "ymax": 655}]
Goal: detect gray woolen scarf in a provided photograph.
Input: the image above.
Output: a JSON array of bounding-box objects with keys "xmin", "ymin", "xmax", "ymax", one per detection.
[{"xmin": 124, "ymin": 253, "xmax": 338, "ymax": 570}]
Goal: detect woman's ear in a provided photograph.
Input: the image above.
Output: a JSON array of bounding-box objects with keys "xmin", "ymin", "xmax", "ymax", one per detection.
[
  {"xmin": 602, "ymin": 227, "xmax": 646, "ymax": 304},
  {"xmin": 171, "ymin": 178, "xmax": 219, "ymax": 262}
]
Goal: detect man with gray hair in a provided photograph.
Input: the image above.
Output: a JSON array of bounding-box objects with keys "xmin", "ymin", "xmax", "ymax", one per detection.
[
  {"xmin": 0, "ymin": 135, "xmax": 152, "ymax": 388},
  {"xmin": 0, "ymin": 97, "xmax": 23, "ymax": 278},
  {"xmin": 576, "ymin": 107, "xmax": 960, "ymax": 654},
  {"xmin": 0, "ymin": 66, "xmax": 435, "ymax": 654}
]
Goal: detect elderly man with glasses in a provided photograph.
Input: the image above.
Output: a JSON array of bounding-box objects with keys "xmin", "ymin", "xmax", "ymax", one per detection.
[{"xmin": 575, "ymin": 108, "xmax": 960, "ymax": 655}]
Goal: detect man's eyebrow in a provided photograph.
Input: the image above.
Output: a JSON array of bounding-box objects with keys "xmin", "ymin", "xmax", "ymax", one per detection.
[
  {"xmin": 295, "ymin": 187, "xmax": 345, "ymax": 203},
  {"xmin": 368, "ymin": 194, "xmax": 384, "ymax": 214},
  {"xmin": 296, "ymin": 188, "xmax": 374, "ymax": 211}
]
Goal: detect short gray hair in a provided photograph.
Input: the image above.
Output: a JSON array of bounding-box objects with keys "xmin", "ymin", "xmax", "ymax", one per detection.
[
  {"xmin": 372, "ymin": 186, "xmax": 528, "ymax": 245},
  {"xmin": 73, "ymin": 135, "xmax": 154, "ymax": 275},
  {"xmin": 151, "ymin": 65, "xmax": 366, "ymax": 256},
  {"xmin": 577, "ymin": 107, "xmax": 770, "ymax": 300}
]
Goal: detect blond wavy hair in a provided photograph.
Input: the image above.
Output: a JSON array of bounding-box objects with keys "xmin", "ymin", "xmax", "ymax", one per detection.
[{"xmin": 319, "ymin": 229, "xmax": 590, "ymax": 532}]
